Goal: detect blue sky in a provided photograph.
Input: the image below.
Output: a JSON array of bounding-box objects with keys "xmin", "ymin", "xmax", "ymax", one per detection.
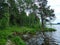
[{"xmin": 48, "ymin": 0, "xmax": 60, "ymax": 23}]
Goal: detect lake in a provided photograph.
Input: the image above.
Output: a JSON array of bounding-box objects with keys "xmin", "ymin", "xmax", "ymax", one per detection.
[
  {"xmin": 26, "ymin": 25, "xmax": 60, "ymax": 45},
  {"xmin": 52, "ymin": 25, "xmax": 60, "ymax": 45}
]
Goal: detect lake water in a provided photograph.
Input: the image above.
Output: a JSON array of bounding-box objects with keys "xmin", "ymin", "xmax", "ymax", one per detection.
[
  {"xmin": 26, "ymin": 25, "xmax": 60, "ymax": 45},
  {"xmin": 52, "ymin": 25, "xmax": 60, "ymax": 45}
]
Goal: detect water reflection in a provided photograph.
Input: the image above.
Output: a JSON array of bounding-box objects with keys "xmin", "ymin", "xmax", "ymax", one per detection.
[
  {"xmin": 26, "ymin": 32, "xmax": 57, "ymax": 45},
  {"xmin": 26, "ymin": 25, "xmax": 60, "ymax": 45},
  {"xmin": 52, "ymin": 25, "xmax": 60, "ymax": 45},
  {"xmin": 42, "ymin": 32, "xmax": 57, "ymax": 45}
]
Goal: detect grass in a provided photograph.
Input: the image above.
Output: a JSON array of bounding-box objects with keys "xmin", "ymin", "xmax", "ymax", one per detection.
[
  {"xmin": 0, "ymin": 26, "xmax": 38, "ymax": 45},
  {"xmin": 0, "ymin": 26, "xmax": 56, "ymax": 45},
  {"xmin": 10, "ymin": 36, "xmax": 26, "ymax": 45},
  {"xmin": 44, "ymin": 28, "xmax": 56, "ymax": 32},
  {"xmin": 0, "ymin": 39, "xmax": 7, "ymax": 45}
]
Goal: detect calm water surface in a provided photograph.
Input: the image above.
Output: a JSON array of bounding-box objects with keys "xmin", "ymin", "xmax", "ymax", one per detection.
[
  {"xmin": 52, "ymin": 25, "xmax": 60, "ymax": 45},
  {"xmin": 26, "ymin": 25, "xmax": 60, "ymax": 45}
]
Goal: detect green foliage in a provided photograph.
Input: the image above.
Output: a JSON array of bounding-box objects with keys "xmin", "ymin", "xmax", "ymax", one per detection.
[
  {"xmin": 11, "ymin": 36, "xmax": 26, "ymax": 45},
  {"xmin": 0, "ymin": 18, "xmax": 6, "ymax": 29},
  {"xmin": 0, "ymin": 39, "xmax": 6, "ymax": 45},
  {"xmin": 0, "ymin": 0, "xmax": 55, "ymax": 29},
  {"xmin": 44, "ymin": 28, "xmax": 56, "ymax": 32},
  {"xmin": 0, "ymin": 3, "xmax": 9, "ymax": 29}
]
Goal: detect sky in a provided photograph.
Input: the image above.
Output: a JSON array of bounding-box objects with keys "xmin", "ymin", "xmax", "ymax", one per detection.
[{"xmin": 48, "ymin": 0, "xmax": 60, "ymax": 23}]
